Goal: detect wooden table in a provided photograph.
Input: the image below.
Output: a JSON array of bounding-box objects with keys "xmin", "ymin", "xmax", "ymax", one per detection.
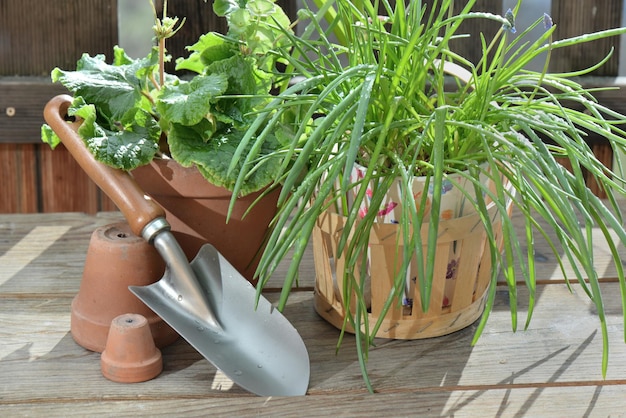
[{"xmin": 2, "ymin": 212, "xmax": 626, "ymax": 416}]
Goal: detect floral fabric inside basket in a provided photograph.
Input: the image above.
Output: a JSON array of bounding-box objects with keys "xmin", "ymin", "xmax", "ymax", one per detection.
[{"xmin": 340, "ymin": 164, "xmax": 496, "ymax": 311}]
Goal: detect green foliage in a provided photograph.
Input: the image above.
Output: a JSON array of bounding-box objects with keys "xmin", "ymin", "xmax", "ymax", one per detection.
[
  {"xmin": 214, "ymin": 0, "xmax": 293, "ymax": 56},
  {"xmin": 51, "ymin": 51, "xmax": 148, "ymax": 122},
  {"xmin": 42, "ymin": 0, "xmax": 293, "ymax": 195},
  {"xmin": 234, "ymin": 0, "xmax": 626, "ymax": 390},
  {"xmin": 40, "ymin": 0, "xmax": 626, "ymax": 393},
  {"xmin": 156, "ymin": 74, "xmax": 228, "ymax": 126},
  {"xmin": 71, "ymin": 98, "xmax": 160, "ymax": 170}
]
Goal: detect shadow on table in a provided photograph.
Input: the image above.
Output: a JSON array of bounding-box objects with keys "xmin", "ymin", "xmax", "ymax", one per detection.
[{"xmin": 286, "ymin": 288, "xmax": 606, "ymax": 416}]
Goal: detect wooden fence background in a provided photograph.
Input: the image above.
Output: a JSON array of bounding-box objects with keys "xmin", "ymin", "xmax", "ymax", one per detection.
[{"xmin": 0, "ymin": 0, "xmax": 622, "ymax": 213}]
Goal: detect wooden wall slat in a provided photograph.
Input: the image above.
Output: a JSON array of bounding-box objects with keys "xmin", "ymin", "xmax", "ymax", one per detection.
[
  {"xmin": 551, "ymin": 0, "xmax": 622, "ymax": 75},
  {"xmin": 451, "ymin": 0, "xmax": 503, "ymax": 66},
  {"xmin": 0, "ymin": 144, "xmax": 38, "ymax": 213},
  {"xmin": 1, "ymin": 142, "xmax": 117, "ymax": 214},
  {"xmin": 0, "ymin": 0, "xmax": 118, "ymax": 213},
  {"xmin": 39, "ymin": 145, "xmax": 100, "ymax": 214},
  {"xmin": 0, "ymin": 79, "xmax": 68, "ymax": 144},
  {"xmin": 0, "ymin": 0, "xmax": 118, "ymax": 76},
  {"xmin": 589, "ymin": 143, "xmax": 613, "ymax": 198},
  {"xmin": 98, "ymin": 190, "xmax": 118, "ymax": 212}
]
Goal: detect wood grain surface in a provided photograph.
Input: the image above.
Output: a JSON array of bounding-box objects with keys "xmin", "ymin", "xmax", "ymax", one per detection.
[{"xmin": 2, "ymin": 211, "xmax": 626, "ymax": 416}]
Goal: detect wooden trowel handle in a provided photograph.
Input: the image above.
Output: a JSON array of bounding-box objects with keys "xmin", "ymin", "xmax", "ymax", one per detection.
[{"xmin": 44, "ymin": 94, "xmax": 165, "ymax": 237}]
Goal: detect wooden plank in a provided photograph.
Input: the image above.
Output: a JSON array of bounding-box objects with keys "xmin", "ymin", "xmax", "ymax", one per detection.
[
  {"xmin": 0, "ymin": 143, "xmax": 38, "ymax": 213},
  {"xmin": 1, "ymin": 207, "xmax": 623, "ymax": 295},
  {"xmin": 0, "ymin": 212, "xmax": 122, "ymax": 295},
  {"xmin": 0, "ymin": 211, "xmax": 308, "ymax": 294},
  {"xmin": 39, "ymin": 144, "xmax": 101, "ymax": 214},
  {"xmin": 587, "ymin": 142, "xmax": 613, "ymax": 198},
  {"xmin": 308, "ymin": 284, "xmax": 626, "ymax": 392},
  {"xmin": 0, "ymin": 225, "xmax": 72, "ymax": 288},
  {"xmin": 2, "ymin": 386, "xmax": 626, "ymax": 417},
  {"xmin": 551, "ymin": 0, "xmax": 622, "ymax": 76},
  {"xmin": 0, "ymin": 0, "xmax": 120, "ymax": 214},
  {"xmin": 0, "ymin": 214, "xmax": 625, "ymax": 389},
  {"xmin": 40, "ymin": 139, "xmax": 117, "ymax": 213},
  {"xmin": 1, "ymin": 286, "xmax": 626, "ymax": 403},
  {"xmin": 2, "ymin": 211, "xmax": 626, "ymax": 414},
  {"xmin": 0, "ymin": 80, "xmax": 120, "ymax": 212},
  {"xmin": 451, "ymin": 0, "xmax": 502, "ymax": 66},
  {"xmin": 0, "ymin": 78, "xmax": 68, "ymax": 144},
  {"xmin": 0, "ymin": 0, "xmax": 117, "ymax": 76},
  {"xmin": 501, "ymin": 206, "xmax": 626, "ymax": 284},
  {"xmin": 98, "ymin": 191, "xmax": 119, "ymax": 212},
  {"xmin": 39, "ymin": 144, "xmax": 117, "ymax": 213}
]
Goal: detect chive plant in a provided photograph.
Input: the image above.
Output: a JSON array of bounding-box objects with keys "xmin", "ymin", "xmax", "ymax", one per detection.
[{"xmin": 231, "ymin": 0, "xmax": 626, "ymax": 390}]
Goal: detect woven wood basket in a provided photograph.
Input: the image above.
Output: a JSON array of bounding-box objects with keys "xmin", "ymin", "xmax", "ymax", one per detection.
[{"xmin": 313, "ymin": 200, "xmax": 510, "ymax": 339}]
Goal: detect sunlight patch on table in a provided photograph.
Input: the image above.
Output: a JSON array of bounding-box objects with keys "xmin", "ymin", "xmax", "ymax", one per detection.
[
  {"xmin": 592, "ymin": 227, "xmax": 626, "ymax": 279},
  {"xmin": 0, "ymin": 324, "xmax": 71, "ymax": 361},
  {"xmin": 211, "ymin": 369, "xmax": 235, "ymax": 391},
  {"xmin": 0, "ymin": 226, "xmax": 72, "ymax": 287},
  {"xmin": 560, "ymin": 227, "xmax": 626, "ymax": 280},
  {"xmin": 526, "ymin": 226, "xmax": 626, "ymax": 282}
]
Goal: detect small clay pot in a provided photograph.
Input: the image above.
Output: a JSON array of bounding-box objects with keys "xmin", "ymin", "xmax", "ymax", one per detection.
[
  {"xmin": 101, "ymin": 313, "xmax": 163, "ymax": 383},
  {"xmin": 71, "ymin": 222, "xmax": 179, "ymax": 352}
]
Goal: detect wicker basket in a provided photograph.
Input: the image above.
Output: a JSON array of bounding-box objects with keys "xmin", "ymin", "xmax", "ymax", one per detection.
[{"xmin": 312, "ymin": 200, "xmax": 509, "ymax": 339}]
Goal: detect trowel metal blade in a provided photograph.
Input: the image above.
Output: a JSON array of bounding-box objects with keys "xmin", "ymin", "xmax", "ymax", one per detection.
[{"xmin": 130, "ymin": 244, "xmax": 310, "ymax": 396}]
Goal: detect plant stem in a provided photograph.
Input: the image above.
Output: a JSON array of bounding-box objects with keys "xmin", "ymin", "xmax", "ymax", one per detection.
[
  {"xmin": 149, "ymin": 73, "xmax": 161, "ymax": 91},
  {"xmin": 159, "ymin": 37, "xmax": 165, "ymax": 87},
  {"xmin": 159, "ymin": 0, "xmax": 167, "ymax": 87}
]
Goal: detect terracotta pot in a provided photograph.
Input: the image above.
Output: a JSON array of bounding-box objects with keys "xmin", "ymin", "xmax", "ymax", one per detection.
[
  {"xmin": 132, "ymin": 158, "xmax": 280, "ymax": 283},
  {"xmin": 101, "ymin": 313, "xmax": 163, "ymax": 383},
  {"xmin": 71, "ymin": 222, "xmax": 179, "ymax": 352}
]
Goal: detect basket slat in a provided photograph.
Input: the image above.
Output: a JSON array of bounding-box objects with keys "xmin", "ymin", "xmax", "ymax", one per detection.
[
  {"xmin": 451, "ymin": 234, "xmax": 485, "ymax": 311},
  {"xmin": 313, "ymin": 197, "xmax": 511, "ymax": 339}
]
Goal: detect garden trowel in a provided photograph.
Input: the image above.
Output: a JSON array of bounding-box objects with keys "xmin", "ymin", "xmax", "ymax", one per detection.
[{"xmin": 44, "ymin": 94, "xmax": 310, "ymax": 397}]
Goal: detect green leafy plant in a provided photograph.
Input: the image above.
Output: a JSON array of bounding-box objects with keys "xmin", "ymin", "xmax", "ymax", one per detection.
[
  {"xmin": 233, "ymin": 0, "xmax": 626, "ymax": 390},
  {"xmin": 41, "ymin": 0, "xmax": 294, "ymax": 195}
]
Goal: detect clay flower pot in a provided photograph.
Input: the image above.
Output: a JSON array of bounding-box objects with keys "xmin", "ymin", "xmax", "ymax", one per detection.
[
  {"xmin": 101, "ymin": 313, "xmax": 163, "ymax": 383},
  {"xmin": 132, "ymin": 158, "xmax": 280, "ymax": 283},
  {"xmin": 71, "ymin": 222, "xmax": 179, "ymax": 352}
]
